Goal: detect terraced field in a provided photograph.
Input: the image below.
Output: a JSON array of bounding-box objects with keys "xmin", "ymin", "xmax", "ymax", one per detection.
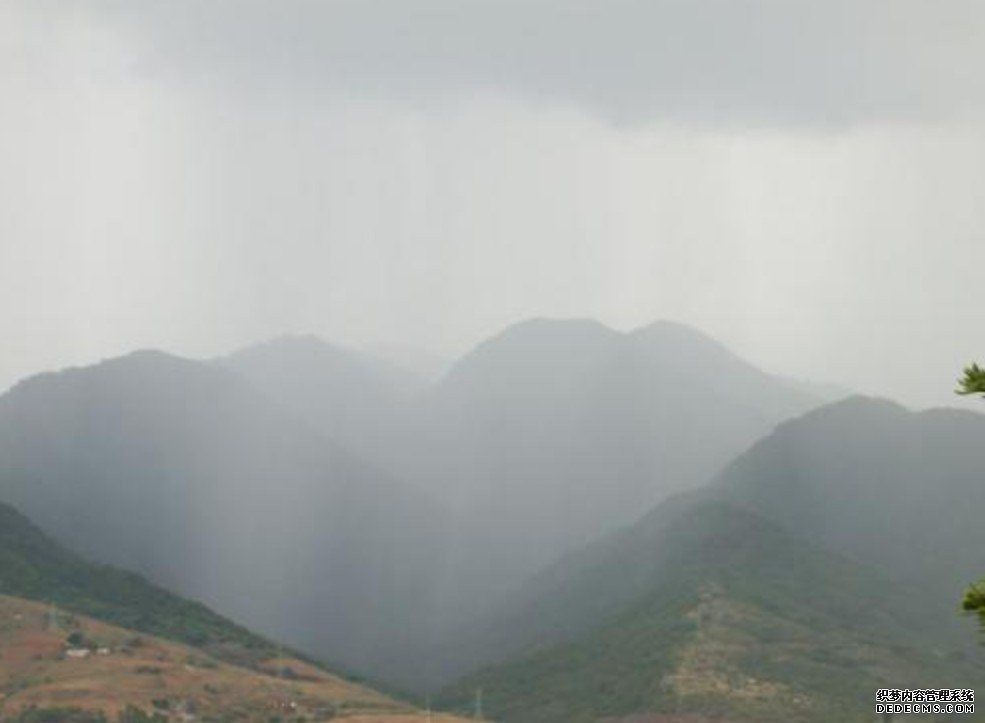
[{"xmin": 0, "ymin": 595, "xmax": 465, "ymax": 722}]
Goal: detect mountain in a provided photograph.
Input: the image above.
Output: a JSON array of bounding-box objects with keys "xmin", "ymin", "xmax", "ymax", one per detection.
[
  {"xmin": 774, "ymin": 374, "xmax": 853, "ymax": 404},
  {"xmin": 365, "ymin": 341, "xmax": 451, "ymax": 383},
  {"xmin": 0, "ymin": 500, "xmax": 466, "ymax": 721},
  {"xmin": 716, "ymin": 396, "xmax": 985, "ymax": 599},
  {"xmin": 209, "ymin": 319, "xmax": 822, "ymax": 637},
  {"xmin": 0, "ymin": 350, "xmax": 447, "ymax": 683},
  {"xmin": 438, "ymin": 498, "xmax": 984, "ymax": 722},
  {"xmin": 407, "ymin": 318, "xmax": 822, "ymax": 608},
  {"xmin": 434, "ymin": 397, "xmax": 985, "ymax": 721},
  {"xmin": 218, "ymin": 334, "xmax": 424, "ymax": 463}
]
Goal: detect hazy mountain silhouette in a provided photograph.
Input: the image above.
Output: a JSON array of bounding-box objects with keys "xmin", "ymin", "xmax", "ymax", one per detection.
[
  {"xmin": 0, "ymin": 324, "xmax": 921, "ymax": 698},
  {"xmin": 0, "ymin": 350, "xmax": 447, "ymax": 681},
  {"xmin": 407, "ymin": 318, "xmax": 822, "ymax": 609},
  {"xmin": 219, "ymin": 334, "xmax": 424, "ymax": 464},
  {"xmin": 365, "ymin": 341, "xmax": 451, "ymax": 383},
  {"xmin": 202, "ymin": 319, "xmax": 822, "ymax": 634}
]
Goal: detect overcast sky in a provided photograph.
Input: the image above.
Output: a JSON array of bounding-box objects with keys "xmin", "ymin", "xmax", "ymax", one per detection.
[{"xmin": 1, "ymin": 1, "xmax": 984, "ymax": 408}]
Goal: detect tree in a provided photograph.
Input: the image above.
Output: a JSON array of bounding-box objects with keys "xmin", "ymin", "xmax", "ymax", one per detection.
[
  {"xmin": 957, "ymin": 363, "xmax": 985, "ymax": 397},
  {"xmin": 964, "ymin": 581, "xmax": 985, "ymax": 622},
  {"xmin": 958, "ymin": 363, "xmax": 985, "ymax": 623}
]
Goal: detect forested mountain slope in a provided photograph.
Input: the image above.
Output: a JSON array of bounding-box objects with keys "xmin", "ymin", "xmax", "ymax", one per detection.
[{"xmin": 436, "ymin": 397, "xmax": 985, "ymax": 722}]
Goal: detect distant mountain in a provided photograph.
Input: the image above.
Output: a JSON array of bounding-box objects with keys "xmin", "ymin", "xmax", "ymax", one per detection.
[
  {"xmin": 210, "ymin": 319, "xmax": 822, "ymax": 635},
  {"xmin": 0, "ymin": 350, "xmax": 447, "ymax": 683},
  {"xmin": 0, "ymin": 321, "xmax": 883, "ymax": 697},
  {"xmin": 365, "ymin": 341, "xmax": 451, "ymax": 383},
  {"xmin": 407, "ymin": 318, "xmax": 822, "ymax": 607},
  {"xmin": 219, "ymin": 334, "xmax": 424, "ymax": 463},
  {"xmin": 435, "ymin": 397, "xmax": 985, "ymax": 721},
  {"xmin": 774, "ymin": 374, "xmax": 853, "ymax": 404}
]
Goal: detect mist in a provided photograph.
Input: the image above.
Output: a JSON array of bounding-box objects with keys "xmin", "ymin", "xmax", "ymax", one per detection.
[
  {"xmin": 2, "ymin": 1, "xmax": 984, "ymax": 409},
  {"xmin": 2, "ymin": 4, "xmax": 985, "ymax": 719}
]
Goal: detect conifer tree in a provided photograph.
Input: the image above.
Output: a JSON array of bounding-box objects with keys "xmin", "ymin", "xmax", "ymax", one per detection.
[{"xmin": 957, "ymin": 363, "xmax": 985, "ymax": 397}]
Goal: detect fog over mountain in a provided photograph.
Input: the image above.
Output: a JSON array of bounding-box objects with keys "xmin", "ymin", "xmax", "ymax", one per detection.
[
  {"xmin": 3, "ymin": 1, "xmax": 985, "ymax": 409},
  {"xmin": 0, "ymin": 4, "xmax": 982, "ymax": 721},
  {"xmin": 398, "ymin": 318, "xmax": 823, "ymax": 613},
  {"xmin": 0, "ymin": 318, "xmax": 827, "ymax": 688},
  {"xmin": 219, "ymin": 334, "xmax": 425, "ymax": 462},
  {"xmin": 0, "ymin": 350, "xmax": 448, "ymax": 680}
]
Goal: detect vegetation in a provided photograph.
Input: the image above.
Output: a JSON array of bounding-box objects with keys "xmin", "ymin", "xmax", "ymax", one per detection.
[
  {"xmin": 8, "ymin": 708, "xmax": 172, "ymax": 723},
  {"xmin": 959, "ymin": 362, "xmax": 985, "ymax": 624},
  {"xmin": 0, "ymin": 595, "xmax": 432, "ymax": 722},
  {"xmin": 10, "ymin": 706, "xmax": 205, "ymax": 723},
  {"xmin": 8, "ymin": 709, "xmax": 108, "ymax": 723},
  {"xmin": 957, "ymin": 362, "xmax": 985, "ymax": 397},
  {"xmin": 0, "ymin": 500, "xmax": 277, "ymax": 666},
  {"xmin": 964, "ymin": 582, "xmax": 985, "ymax": 624},
  {"xmin": 438, "ymin": 501, "xmax": 984, "ymax": 722}
]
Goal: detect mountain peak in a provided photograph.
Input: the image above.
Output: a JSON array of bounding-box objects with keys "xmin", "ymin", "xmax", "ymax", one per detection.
[
  {"xmin": 789, "ymin": 394, "xmax": 911, "ymax": 428},
  {"xmin": 224, "ymin": 333, "xmax": 344, "ymax": 361},
  {"xmin": 222, "ymin": 334, "xmax": 420, "ymax": 384},
  {"xmin": 3, "ymin": 349, "xmax": 211, "ymax": 401},
  {"xmin": 629, "ymin": 319, "xmax": 739, "ymax": 359},
  {"xmin": 631, "ymin": 318, "xmax": 720, "ymax": 340},
  {"xmin": 488, "ymin": 317, "xmax": 619, "ymax": 344},
  {"xmin": 437, "ymin": 317, "xmax": 621, "ymax": 395}
]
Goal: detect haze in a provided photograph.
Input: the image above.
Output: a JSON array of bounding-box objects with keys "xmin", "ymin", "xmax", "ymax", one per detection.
[{"xmin": 2, "ymin": 0, "xmax": 984, "ymax": 408}]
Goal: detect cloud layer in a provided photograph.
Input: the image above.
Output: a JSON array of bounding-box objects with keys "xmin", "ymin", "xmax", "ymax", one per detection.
[{"xmin": 1, "ymin": 1, "xmax": 983, "ymax": 408}]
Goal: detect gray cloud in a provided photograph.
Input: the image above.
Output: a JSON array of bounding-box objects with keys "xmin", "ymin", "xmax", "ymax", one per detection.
[
  {"xmin": 13, "ymin": 0, "xmax": 985, "ymax": 126},
  {"xmin": 1, "ymin": 1, "xmax": 983, "ymax": 411}
]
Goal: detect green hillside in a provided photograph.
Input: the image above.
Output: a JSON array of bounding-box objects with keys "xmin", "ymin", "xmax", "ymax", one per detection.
[
  {"xmin": 437, "ymin": 500, "xmax": 985, "ymax": 723},
  {"xmin": 0, "ymin": 499, "xmax": 277, "ymax": 667}
]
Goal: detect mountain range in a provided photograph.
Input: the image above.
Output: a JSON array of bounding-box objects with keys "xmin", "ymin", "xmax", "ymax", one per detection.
[
  {"xmin": 1, "ymin": 317, "xmax": 980, "ymax": 723},
  {"xmin": 360, "ymin": 318, "xmax": 827, "ymax": 620}
]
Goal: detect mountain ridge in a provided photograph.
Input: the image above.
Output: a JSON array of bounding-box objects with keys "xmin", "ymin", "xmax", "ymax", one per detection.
[
  {"xmin": 401, "ymin": 316, "xmax": 824, "ymax": 620},
  {"xmin": 433, "ymin": 395, "xmax": 985, "ymax": 721},
  {"xmin": 0, "ymin": 349, "xmax": 449, "ymax": 686}
]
